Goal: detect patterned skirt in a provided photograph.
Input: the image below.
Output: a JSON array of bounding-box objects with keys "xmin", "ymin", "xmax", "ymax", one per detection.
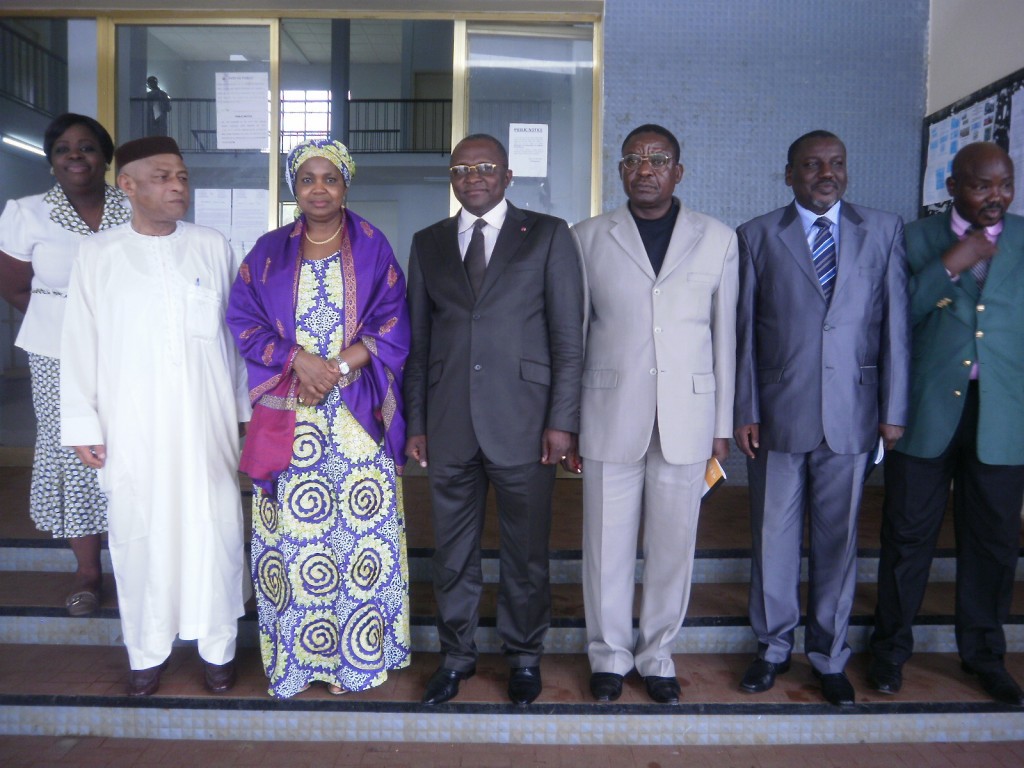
[
  {"xmin": 251, "ymin": 399, "xmax": 411, "ymax": 699},
  {"xmin": 27, "ymin": 353, "xmax": 107, "ymax": 538}
]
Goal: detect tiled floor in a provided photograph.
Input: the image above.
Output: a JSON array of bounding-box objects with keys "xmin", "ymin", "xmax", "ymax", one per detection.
[{"xmin": 2, "ymin": 736, "xmax": 1023, "ymax": 768}]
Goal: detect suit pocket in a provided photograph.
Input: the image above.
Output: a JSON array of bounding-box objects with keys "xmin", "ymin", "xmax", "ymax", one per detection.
[
  {"xmin": 427, "ymin": 359, "xmax": 444, "ymax": 388},
  {"xmin": 582, "ymin": 368, "xmax": 618, "ymax": 389},
  {"xmin": 758, "ymin": 367, "xmax": 784, "ymax": 385},
  {"xmin": 692, "ymin": 372, "xmax": 716, "ymax": 394},
  {"xmin": 521, "ymin": 359, "xmax": 551, "ymax": 386},
  {"xmin": 860, "ymin": 365, "xmax": 878, "ymax": 385},
  {"xmin": 687, "ymin": 272, "xmax": 718, "ymax": 284}
]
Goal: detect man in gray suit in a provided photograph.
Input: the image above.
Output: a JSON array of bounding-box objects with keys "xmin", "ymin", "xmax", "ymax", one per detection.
[
  {"xmin": 405, "ymin": 133, "xmax": 584, "ymax": 706},
  {"xmin": 570, "ymin": 124, "xmax": 738, "ymax": 704},
  {"xmin": 734, "ymin": 130, "xmax": 910, "ymax": 706}
]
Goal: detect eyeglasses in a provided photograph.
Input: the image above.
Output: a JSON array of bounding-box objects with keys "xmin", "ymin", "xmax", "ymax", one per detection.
[
  {"xmin": 449, "ymin": 163, "xmax": 503, "ymax": 177},
  {"xmin": 620, "ymin": 153, "xmax": 674, "ymax": 170}
]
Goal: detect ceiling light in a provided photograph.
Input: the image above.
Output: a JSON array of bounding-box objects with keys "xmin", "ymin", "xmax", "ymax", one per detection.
[{"xmin": 2, "ymin": 135, "xmax": 45, "ymax": 156}]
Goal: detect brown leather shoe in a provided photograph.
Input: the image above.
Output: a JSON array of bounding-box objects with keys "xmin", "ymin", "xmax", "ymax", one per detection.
[
  {"xmin": 128, "ymin": 664, "xmax": 163, "ymax": 697},
  {"xmin": 204, "ymin": 659, "xmax": 237, "ymax": 693}
]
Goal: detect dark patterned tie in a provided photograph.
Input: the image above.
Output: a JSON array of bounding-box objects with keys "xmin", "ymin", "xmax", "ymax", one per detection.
[
  {"xmin": 812, "ymin": 216, "xmax": 837, "ymax": 304},
  {"xmin": 465, "ymin": 219, "xmax": 487, "ymax": 298},
  {"xmin": 964, "ymin": 227, "xmax": 991, "ymax": 290}
]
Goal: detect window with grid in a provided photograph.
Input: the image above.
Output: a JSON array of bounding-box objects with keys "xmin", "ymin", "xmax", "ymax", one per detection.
[{"xmin": 280, "ymin": 89, "xmax": 331, "ymax": 154}]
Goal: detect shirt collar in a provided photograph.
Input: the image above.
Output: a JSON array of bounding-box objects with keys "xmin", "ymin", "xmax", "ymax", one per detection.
[
  {"xmin": 458, "ymin": 198, "xmax": 508, "ymax": 234},
  {"xmin": 950, "ymin": 205, "xmax": 1003, "ymax": 241},
  {"xmin": 795, "ymin": 199, "xmax": 841, "ymax": 234}
]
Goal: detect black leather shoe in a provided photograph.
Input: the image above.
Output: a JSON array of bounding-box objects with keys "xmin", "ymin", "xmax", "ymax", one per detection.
[
  {"xmin": 867, "ymin": 660, "xmax": 902, "ymax": 694},
  {"xmin": 815, "ymin": 670, "xmax": 856, "ymax": 706},
  {"xmin": 508, "ymin": 666, "xmax": 542, "ymax": 705},
  {"xmin": 962, "ymin": 662, "xmax": 1024, "ymax": 706},
  {"xmin": 739, "ymin": 657, "xmax": 791, "ymax": 693},
  {"xmin": 204, "ymin": 659, "xmax": 236, "ymax": 693},
  {"xmin": 422, "ymin": 665, "xmax": 475, "ymax": 705},
  {"xmin": 589, "ymin": 672, "xmax": 624, "ymax": 702},
  {"xmin": 644, "ymin": 675, "xmax": 680, "ymax": 704},
  {"xmin": 127, "ymin": 664, "xmax": 163, "ymax": 697}
]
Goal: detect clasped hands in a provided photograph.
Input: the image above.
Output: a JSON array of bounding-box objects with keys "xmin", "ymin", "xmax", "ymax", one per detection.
[{"xmin": 293, "ymin": 349, "xmax": 344, "ymax": 407}]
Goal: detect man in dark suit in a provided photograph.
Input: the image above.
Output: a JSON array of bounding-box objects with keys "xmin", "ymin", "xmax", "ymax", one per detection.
[
  {"xmin": 734, "ymin": 130, "xmax": 910, "ymax": 706},
  {"xmin": 404, "ymin": 133, "xmax": 584, "ymax": 706},
  {"xmin": 870, "ymin": 142, "xmax": 1024, "ymax": 706}
]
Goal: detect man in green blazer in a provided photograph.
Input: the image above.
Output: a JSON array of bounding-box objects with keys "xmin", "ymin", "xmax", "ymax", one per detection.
[{"xmin": 870, "ymin": 142, "xmax": 1024, "ymax": 705}]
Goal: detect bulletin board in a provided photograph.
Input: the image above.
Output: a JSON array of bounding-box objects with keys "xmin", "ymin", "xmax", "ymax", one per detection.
[{"xmin": 919, "ymin": 65, "xmax": 1024, "ymax": 218}]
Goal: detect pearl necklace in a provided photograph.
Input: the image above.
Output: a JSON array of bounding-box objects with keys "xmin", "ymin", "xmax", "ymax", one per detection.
[{"xmin": 304, "ymin": 222, "xmax": 342, "ymax": 245}]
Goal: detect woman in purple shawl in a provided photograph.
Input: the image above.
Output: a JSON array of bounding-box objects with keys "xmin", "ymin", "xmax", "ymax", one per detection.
[{"xmin": 227, "ymin": 139, "xmax": 410, "ymax": 698}]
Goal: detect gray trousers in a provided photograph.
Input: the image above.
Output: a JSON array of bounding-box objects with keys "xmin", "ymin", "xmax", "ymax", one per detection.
[{"xmin": 747, "ymin": 441, "xmax": 869, "ymax": 674}]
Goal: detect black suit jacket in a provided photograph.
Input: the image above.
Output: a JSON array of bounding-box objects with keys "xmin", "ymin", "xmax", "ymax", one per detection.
[{"xmin": 404, "ymin": 201, "xmax": 584, "ymax": 466}]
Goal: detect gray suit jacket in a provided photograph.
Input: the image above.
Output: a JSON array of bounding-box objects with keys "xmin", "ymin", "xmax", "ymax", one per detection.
[
  {"xmin": 573, "ymin": 200, "xmax": 738, "ymax": 465},
  {"xmin": 404, "ymin": 201, "xmax": 584, "ymax": 466},
  {"xmin": 734, "ymin": 201, "xmax": 910, "ymax": 454}
]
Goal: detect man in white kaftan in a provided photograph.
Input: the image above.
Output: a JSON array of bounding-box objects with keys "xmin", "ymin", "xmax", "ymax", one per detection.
[{"xmin": 60, "ymin": 136, "xmax": 251, "ymax": 696}]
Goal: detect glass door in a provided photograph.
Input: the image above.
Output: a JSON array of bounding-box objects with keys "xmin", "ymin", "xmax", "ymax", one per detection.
[
  {"xmin": 464, "ymin": 22, "xmax": 595, "ymax": 225},
  {"xmin": 114, "ymin": 22, "xmax": 274, "ymax": 253}
]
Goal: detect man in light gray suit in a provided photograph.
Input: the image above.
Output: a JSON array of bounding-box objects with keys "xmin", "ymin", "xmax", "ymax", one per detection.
[
  {"xmin": 734, "ymin": 130, "xmax": 910, "ymax": 706},
  {"xmin": 570, "ymin": 124, "xmax": 738, "ymax": 704}
]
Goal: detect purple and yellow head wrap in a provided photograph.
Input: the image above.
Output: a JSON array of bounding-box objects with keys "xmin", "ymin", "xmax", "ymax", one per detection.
[{"xmin": 286, "ymin": 138, "xmax": 356, "ymax": 196}]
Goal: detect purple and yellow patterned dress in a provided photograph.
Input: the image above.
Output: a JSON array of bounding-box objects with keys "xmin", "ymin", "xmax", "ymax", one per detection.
[{"xmin": 250, "ymin": 251, "xmax": 410, "ymax": 698}]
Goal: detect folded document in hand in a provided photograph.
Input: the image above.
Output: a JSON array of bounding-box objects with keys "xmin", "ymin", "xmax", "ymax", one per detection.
[{"xmin": 703, "ymin": 457, "xmax": 726, "ymax": 498}]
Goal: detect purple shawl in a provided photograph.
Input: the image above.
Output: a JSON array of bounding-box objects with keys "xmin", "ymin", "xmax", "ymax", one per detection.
[{"xmin": 227, "ymin": 210, "xmax": 410, "ymax": 492}]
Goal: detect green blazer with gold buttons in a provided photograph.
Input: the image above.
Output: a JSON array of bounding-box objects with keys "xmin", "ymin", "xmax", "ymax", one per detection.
[{"xmin": 898, "ymin": 209, "xmax": 1024, "ymax": 464}]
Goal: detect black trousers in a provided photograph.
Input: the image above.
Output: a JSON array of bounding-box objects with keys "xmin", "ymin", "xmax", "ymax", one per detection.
[
  {"xmin": 872, "ymin": 382, "xmax": 1024, "ymax": 670},
  {"xmin": 427, "ymin": 448, "xmax": 556, "ymax": 672}
]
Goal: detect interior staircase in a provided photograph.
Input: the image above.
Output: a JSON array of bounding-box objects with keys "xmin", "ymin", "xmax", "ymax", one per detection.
[{"xmin": 0, "ymin": 460, "xmax": 1022, "ymax": 747}]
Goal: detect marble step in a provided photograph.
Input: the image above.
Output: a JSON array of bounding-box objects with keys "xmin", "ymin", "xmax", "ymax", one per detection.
[
  {"xmin": 0, "ymin": 644, "xmax": 1022, "ymax": 746},
  {"xmin": 2, "ymin": 540, "xmax": 1008, "ymax": 584},
  {"xmin": 2, "ymin": 571, "xmax": 1021, "ymax": 655}
]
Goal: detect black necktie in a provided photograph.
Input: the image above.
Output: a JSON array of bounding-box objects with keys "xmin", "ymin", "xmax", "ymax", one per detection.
[{"xmin": 465, "ymin": 219, "xmax": 487, "ymax": 298}]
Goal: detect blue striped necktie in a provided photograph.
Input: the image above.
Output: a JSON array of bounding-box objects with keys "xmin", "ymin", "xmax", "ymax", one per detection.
[{"xmin": 812, "ymin": 216, "xmax": 837, "ymax": 303}]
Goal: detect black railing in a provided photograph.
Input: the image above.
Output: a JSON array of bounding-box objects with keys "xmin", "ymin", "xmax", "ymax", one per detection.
[
  {"xmin": 348, "ymin": 98, "xmax": 452, "ymax": 154},
  {"xmin": 127, "ymin": 97, "xmax": 452, "ymax": 154},
  {"xmin": 0, "ymin": 23, "xmax": 67, "ymax": 117}
]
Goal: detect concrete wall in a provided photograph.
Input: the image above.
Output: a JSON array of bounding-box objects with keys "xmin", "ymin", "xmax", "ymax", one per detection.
[
  {"xmin": 602, "ymin": 0, "xmax": 929, "ymax": 226},
  {"xmin": 927, "ymin": 0, "xmax": 1024, "ymax": 113}
]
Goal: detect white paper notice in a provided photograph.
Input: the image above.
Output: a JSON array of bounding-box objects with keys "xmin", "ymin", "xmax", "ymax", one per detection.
[
  {"xmin": 215, "ymin": 72, "xmax": 269, "ymax": 150},
  {"xmin": 194, "ymin": 188, "xmax": 268, "ymax": 255},
  {"xmin": 508, "ymin": 123, "xmax": 548, "ymax": 178},
  {"xmin": 194, "ymin": 189, "xmax": 232, "ymax": 241},
  {"xmin": 231, "ymin": 188, "xmax": 269, "ymax": 254}
]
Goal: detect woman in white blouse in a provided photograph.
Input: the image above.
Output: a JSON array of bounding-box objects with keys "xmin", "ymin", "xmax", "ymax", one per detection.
[{"xmin": 0, "ymin": 113, "xmax": 130, "ymax": 616}]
